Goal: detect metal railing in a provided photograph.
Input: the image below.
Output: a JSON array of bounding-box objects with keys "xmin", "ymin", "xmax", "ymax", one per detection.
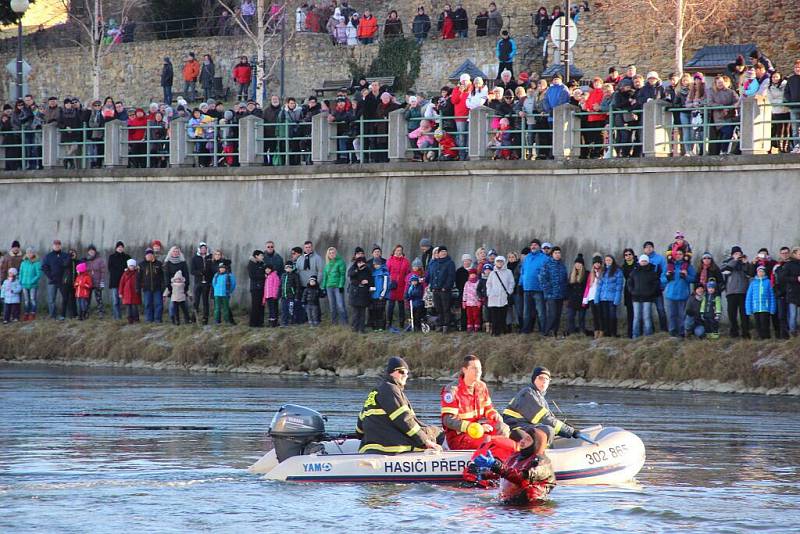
[
  {"xmin": 2, "ymin": 99, "xmax": 798, "ymax": 172},
  {"xmin": 488, "ymin": 112, "xmax": 552, "ymax": 160},
  {"xmin": 0, "ymin": 126, "xmax": 43, "ymax": 171}
]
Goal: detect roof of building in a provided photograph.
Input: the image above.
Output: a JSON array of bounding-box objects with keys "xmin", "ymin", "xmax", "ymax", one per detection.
[
  {"xmin": 448, "ymin": 60, "xmax": 488, "ymax": 82},
  {"xmin": 684, "ymin": 44, "xmax": 757, "ymax": 70}
]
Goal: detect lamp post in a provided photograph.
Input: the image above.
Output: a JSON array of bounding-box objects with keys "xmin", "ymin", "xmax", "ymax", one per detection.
[{"xmin": 10, "ymin": 0, "xmax": 30, "ymax": 100}]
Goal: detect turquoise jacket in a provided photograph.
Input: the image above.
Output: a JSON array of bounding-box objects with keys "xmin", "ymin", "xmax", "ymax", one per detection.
[
  {"xmin": 19, "ymin": 257, "xmax": 42, "ymax": 290},
  {"xmin": 745, "ymin": 277, "xmax": 776, "ymax": 315},
  {"xmin": 211, "ymin": 272, "xmax": 237, "ymax": 297}
]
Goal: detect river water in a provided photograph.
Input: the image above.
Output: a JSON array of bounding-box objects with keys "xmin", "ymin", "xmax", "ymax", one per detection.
[{"xmin": 1, "ymin": 364, "xmax": 799, "ymax": 533}]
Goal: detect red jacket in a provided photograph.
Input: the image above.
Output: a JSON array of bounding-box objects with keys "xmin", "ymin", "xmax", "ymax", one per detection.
[
  {"xmin": 74, "ymin": 273, "xmax": 93, "ymax": 299},
  {"xmin": 233, "ymin": 62, "xmax": 252, "ymax": 85},
  {"xmin": 441, "ymin": 376, "xmax": 500, "ymax": 449},
  {"xmin": 305, "ymin": 11, "xmax": 321, "ymax": 32},
  {"xmin": 357, "ymin": 15, "xmax": 378, "ymax": 38},
  {"xmin": 441, "ymin": 14, "xmax": 455, "ymax": 39},
  {"xmin": 450, "ymin": 85, "xmax": 471, "ymax": 122},
  {"xmin": 584, "ymin": 88, "xmax": 606, "ymax": 122},
  {"xmin": 386, "ymin": 255, "xmax": 410, "ymax": 301},
  {"xmin": 127, "ymin": 113, "xmax": 148, "ymax": 142},
  {"xmin": 437, "ymin": 133, "xmax": 458, "ymax": 158},
  {"xmin": 119, "ymin": 269, "xmax": 141, "ymax": 305}
]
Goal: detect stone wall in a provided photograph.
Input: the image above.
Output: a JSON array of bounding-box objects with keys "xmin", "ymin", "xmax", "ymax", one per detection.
[
  {"xmin": 1, "ymin": 158, "xmax": 799, "ymax": 305},
  {"xmin": 1, "ymin": 0, "xmax": 797, "ymax": 104}
]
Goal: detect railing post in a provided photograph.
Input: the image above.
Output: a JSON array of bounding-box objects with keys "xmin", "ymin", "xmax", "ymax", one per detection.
[
  {"xmin": 41, "ymin": 122, "xmax": 61, "ymax": 168},
  {"xmin": 312, "ymin": 111, "xmax": 336, "ymax": 164},
  {"xmin": 388, "ymin": 108, "xmax": 408, "ymax": 162},
  {"xmin": 169, "ymin": 117, "xmax": 193, "ymax": 167},
  {"xmin": 238, "ymin": 114, "xmax": 260, "ymax": 167},
  {"xmin": 552, "ymin": 103, "xmax": 580, "ymax": 160},
  {"xmin": 103, "ymin": 119, "xmax": 126, "ymax": 168},
  {"xmin": 739, "ymin": 96, "xmax": 771, "ymax": 155},
  {"xmin": 468, "ymin": 105, "xmax": 491, "ymax": 161},
  {"xmin": 643, "ymin": 99, "xmax": 672, "ymax": 158}
]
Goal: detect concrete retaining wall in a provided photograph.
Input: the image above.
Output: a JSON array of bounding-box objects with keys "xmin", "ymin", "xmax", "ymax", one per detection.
[{"xmin": 2, "ymin": 157, "xmax": 799, "ymax": 304}]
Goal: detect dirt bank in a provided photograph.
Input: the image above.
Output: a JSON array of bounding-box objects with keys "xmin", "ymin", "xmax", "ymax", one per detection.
[{"xmin": 1, "ymin": 320, "xmax": 798, "ymax": 396}]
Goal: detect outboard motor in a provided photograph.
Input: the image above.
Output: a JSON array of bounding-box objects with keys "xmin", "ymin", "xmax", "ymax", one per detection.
[{"xmin": 269, "ymin": 404, "xmax": 327, "ymax": 462}]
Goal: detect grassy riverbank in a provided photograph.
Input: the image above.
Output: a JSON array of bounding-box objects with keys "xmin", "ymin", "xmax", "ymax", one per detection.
[{"xmin": 1, "ymin": 319, "xmax": 798, "ymax": 395}]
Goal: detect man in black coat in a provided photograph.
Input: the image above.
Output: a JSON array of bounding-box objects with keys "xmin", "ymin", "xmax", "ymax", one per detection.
[
  {"xmin": 248, "ymin": 250, "xmax": 266, "ymax": 327},
  {"xmin": 108, "ymin": 241, "xmax": 131, "ymax": 320},
  {"xmin": 161, "ymin": 57, "xmax": 174, "ymax": 105},
  {"xmin": 191, "ymin": 242, "xmax": 214, "ymax": 324}
]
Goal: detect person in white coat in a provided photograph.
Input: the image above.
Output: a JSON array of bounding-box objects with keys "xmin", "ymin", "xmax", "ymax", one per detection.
[
  {"xmin": 486, "ymin": 255, "xmax": 515, "ymax": 335},
  {"xmin": 346, "ymin": 13, "xmax": 359, "ymax": 46},
  {"xmin": 466, "ymin": 76, "xmax": 489, "ymax": 110}
]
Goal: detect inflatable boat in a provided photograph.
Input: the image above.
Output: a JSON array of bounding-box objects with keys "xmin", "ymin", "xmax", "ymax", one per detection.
[{"xmin": 249, "ymin": 404, "xmax": 646, "ymax": 485}]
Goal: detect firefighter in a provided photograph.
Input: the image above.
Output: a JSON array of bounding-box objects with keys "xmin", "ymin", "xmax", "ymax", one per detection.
[
  {"xmin": 441, "ymin": 354, "xmax": 511, "ymax": 449},
  {"xmin": 502, "ymin": 366, "xmax": 585, "ymax": 445},
  {"xmin": 355, "ymin": 356, "xmax": 443, "ymax": 454}
]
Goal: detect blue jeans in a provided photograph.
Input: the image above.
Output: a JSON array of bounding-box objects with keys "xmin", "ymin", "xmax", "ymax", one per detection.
[
  {"xmin": 566, "ymin": 306, "xmax": 586, "ymax": 334},
  {"xmin": 522, "ymin": 290, "xmax": 546, "ymax": 333},
  {"xmin": 665, "ymin": 298, "xmax": 687, "ymax": 336},
  {"xmin": 632, "ymin": 300, "xmax": 654, "ymax": 338},
  {"xmin": 111, "ymin": 290, "xmax": 123, "ymax": 320},
  {"xmin": 163, "ymin": 85, "xmax": 173, "ymax": 105},
  {"xmin": 326, "ymin": 287, "xmax": 348, "ymax": 324},
  {"xmin": 142, "ymin": 290, "xmax": 163, "ymax": 323},
  {"xmin": 47, "ymin": 283, "xmax": 63, "ymax": 318},
  {"xmin": 457, "ymin": 29, "xmax": 468, "ymax": 38},
  {"xmin": 684, "ymin": 315, "xmax": 706, "ymax": 338},
  {"xmin": 281, "ymin": 298, "xmax": 298, "ymax": 326},
  {"xmin": 789, "ymin": 109, "xmax": 800, "ymax": 146},
  {"xmin": 789, "ymin": 303, "xmax": 799, "ymax": 335},
  {"xmin": 183, "ymin": 81, "xmax": 196, "ymax": 102},
  {"xmin": 23, "ymin": 287, "xmax": 37, "ymax": 315},
  {"xmin": 455, "ymin": 121, "xmax": 468, "ymax": 159},
  {"xmin": 678, "ymin": 112, "xmax": 694, "ymax": 154}
]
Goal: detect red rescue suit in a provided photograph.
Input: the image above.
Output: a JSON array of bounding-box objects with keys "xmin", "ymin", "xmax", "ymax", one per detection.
[{"xmin": 440, "ymin": 376, "xmax": 509, "ymax": 449}]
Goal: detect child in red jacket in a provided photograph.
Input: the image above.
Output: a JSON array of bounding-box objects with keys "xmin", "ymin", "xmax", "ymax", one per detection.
[
  {"xmin": 73, "ymin": 262, "xmax": 94, "ymax": 320},
  {"xmin": 666, "ymin": 231, "xmax": 692, "ymax": 277},
  {"xmin": 434, "ymin": 129, "xmax": 459, "ymax": 160}
]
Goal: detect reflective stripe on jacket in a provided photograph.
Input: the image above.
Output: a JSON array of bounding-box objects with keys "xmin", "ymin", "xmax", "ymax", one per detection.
[
  {"xmin": 356, "ymin": 377, "xmax": 428, "ymax": 454},
  {"xmin": 502, "ymin": 385, "xmax": 574, "ymax": 439},
  {"xmin": 440, "ymin": 377, "xmax": 498, "ymax": 442}
]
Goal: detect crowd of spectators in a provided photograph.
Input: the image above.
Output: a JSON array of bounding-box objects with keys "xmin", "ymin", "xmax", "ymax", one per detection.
[{"xmin": 2, "ymin": 234, "xmax": 799, "ymax": 344}]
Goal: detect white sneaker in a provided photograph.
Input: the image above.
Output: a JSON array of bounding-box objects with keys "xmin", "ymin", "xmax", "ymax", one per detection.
[{"xmin": 792, "ymin": 146, "xmax": 800, "ymax": 154}]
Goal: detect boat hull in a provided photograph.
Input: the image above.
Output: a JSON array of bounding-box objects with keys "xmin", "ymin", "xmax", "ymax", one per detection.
[{"xmin": 248, "ymin": 425, "xmax": 645, "ymax": 486}]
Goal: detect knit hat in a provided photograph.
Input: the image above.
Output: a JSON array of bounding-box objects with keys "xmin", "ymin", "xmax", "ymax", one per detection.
[
  {"xmin": 756, "ymin": 265, "xmax": 766, "ymax": 272},
  {"xmin": 11, "ymin": 240, "xmax": 20, "ymax": 248},
  {"xmin": 145, "ymin": 248, "xmax": 154, "ymax": 255},
  {"xmin": 592, "ymin": 255, "xmax": 603, "ymax": 265},
  {"xmin": 638, "ymin": 254, "xmax": 650, "ymax": 263},
  {"xmin": 702, "ymin": 252, "xmax": 713, "ymax": 260},
  {"xmin": 434, "ymin": 129, "xmax": 445, "ymax": 138},
  {"xmin": 646, "ymin": 71, "xmax": 659, "ymax": 80},
  {"xmin": 731, "ymin": 245, "xmax": 743, "ymax": 255},
  {"xmin": 707, "ymin": 280, "xmax": 717, "ymax": 289},
  {"xmin": 675, "ymin": 231, "xmax": 684, "ymax": 239},
  {"xmin": 542, "ymin": 242, "xmax": 553, "ymax": 249},
  {"xmin": 468, "ymin": 268, "xmax": 477, "ymax": 275},
  {"xmin": 309, "ymin": 275, "xmax": 318, "ymax": 282},
  {"xmin": 76, "ymin": 263, "xmax": 87, "ymax": 273},
  {"xmin": 8, "ymin": 267, "xmax": 17, "ymax": 276},
  {"xmin": 692, "ymin": 73, "xmax": 705, "ymax": 82},
  {"xmin": 487, "ymin": 249, "xmax": 497, "ymax": 256},
  {"xmin": 127, "ymin": 259, "xmax": 137, "ymax": 268},
  {"xmin": 151, "ymin": 240, "xmax": 163, "ymax": 248},
  {"xmin": 253, "ymin": 249, "xmax": 264, "ymax": 257},
  {"xmin": 372, "ymin": 244, "xmax": 382, "ymax": 253},
  {"xmin": 411, "ymin": 258, "xmax": 423, "ymax": 269},
  {"xmin": 354, "ymin": 246, "xmax": 365, "ymax": 255},
  {"xmin": 218, "ymin": 262, "xmax": 227, "ymax": 269},
  {"xmin": 459, "ymin": 73, "xmax": 471, "ymax": 84},
  {"xmin": 482, "ymin": 263, "xmax": 493, "ymax": 271},
  {"xmin": 386, "ymin": 356, "xmax": 410, "ymax": 375},
  {"xmin": 518, "ymin": 71, "xmax": 530, "ymax": 82},
  {"xmin": 531, "ymin": 366, "xmax": 551, "ymax": 382},
  {"xmin": 419, "ymin": 238, "xmax": 432, "ymax": 248},
  {"xmin": 461, "ymin": 253, "xmax": 473, "ymax": 262},
  {"xmin": 285, "ymin": 261, "xmax": 294, "ymax": 268},
  {"xmin": 574, "ymin": 253, "xmax": 585, "ymax": 266},
  {"xmin": 410, "ymin": 274, "xmax": 420, "ymax": 282}
]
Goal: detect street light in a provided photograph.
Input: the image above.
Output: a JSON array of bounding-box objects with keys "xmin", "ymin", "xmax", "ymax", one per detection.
[{"xmin": 10, "ymin": 0, "xmax": 30, "ymax": 100}]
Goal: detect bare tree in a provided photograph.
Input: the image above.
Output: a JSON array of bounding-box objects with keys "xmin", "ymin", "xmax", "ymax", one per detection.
[
  {"xmin": 216, "ymin": 0, "xmax": 295, "ymax": 105},
  {"xmin": 618, "ymin": 0, "xmax": 742, "ymax": 74},
  {"xmin": 63, "ymin": 0, "xmax": 142, "ymax": 100}
]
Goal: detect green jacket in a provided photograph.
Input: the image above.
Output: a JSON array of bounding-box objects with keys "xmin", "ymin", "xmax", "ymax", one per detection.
[
  {"xmin": 321, "ymin": 256, "xmax": 346, "ymax": 289},
  {"xmin": 19, "ymin": 257, "xmax": 42, "ymax": 289}
]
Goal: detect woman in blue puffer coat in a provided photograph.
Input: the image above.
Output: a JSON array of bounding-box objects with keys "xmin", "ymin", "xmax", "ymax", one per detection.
[{"xmin": 596, "ymin": 254, "xmax": 624, "ymax": 337}]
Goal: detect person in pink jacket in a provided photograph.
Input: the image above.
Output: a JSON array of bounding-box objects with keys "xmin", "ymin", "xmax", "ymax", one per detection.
[
  {"xmin": 262, "ymin": 264, "xmax": 281, "ymax": 327},
  {"xmin": 386, "ymin": 245, "xmax": 411, "ymax": 331},
  {"xmin": 462, "ymin": 269, "xmax": 481, "ymax": 332}
]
